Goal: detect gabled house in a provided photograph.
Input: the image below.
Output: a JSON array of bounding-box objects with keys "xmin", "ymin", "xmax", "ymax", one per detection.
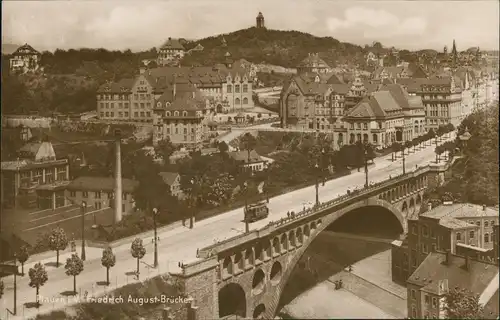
[{"xmin": 159, "ymin": 172, "xmax": 184, "ymax": 199}]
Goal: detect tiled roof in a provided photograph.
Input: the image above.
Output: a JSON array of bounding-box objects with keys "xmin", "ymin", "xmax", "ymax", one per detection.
[
  {"xmin": 228, "ymin": 150, "xmax": 263, "ymax": 163},
  {"xmin": 67, "ymin": 176, "xmax": 139, "ymax": 193},
  {"xmin": 13, "ymin": 43, "xmax": 40, "ymax": 56},
  {"xmin": 18, "ymin": 142, "xmax": 42, "ymax": 155},
  {"xmin": 439, "ymin": 217, "xmax": 473, "ymax": 229},
  {"xmin": 344, "ymin": 90, "xmax": 403, "ymax": 119},
  {"xmin": 421, "ymin": 203, "xmax": 499, "ymax": 220},
  {"xmin": 160, "ymin": 38, "xmax": 185, "ymax": 51},
  {"xmin": 97, "ymin": 78, "xmax": 135, "ymax": 93},
  {"xmin": 159, "ymin": 172, "xmax": 179, "ymax": 186},
  {"xmin": 298, "ymin": 54, "xmax": 330, "ymax": 69},
  {"xmin": 408, "ymin": 252, "xmax": 499, "ymax": 296},
  {"xmin": 379, "ymin": 84, "xmax": 425, "ymax": 110},
  {"xmin": 423, "ymin": 76, "xmax": 453, "ymax": 86}
]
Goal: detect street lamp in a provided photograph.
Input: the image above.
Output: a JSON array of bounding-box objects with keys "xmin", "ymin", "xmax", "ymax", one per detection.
[
  {"xmin": 189, "ymin": 178, "xmax": 195, "ymax": 229},
  {"xmin": 314, "ymin": 162, "xmax": 319, "ymax": 206},
  {"xmin": 402, "ymin": 143, "xmax": 406, "ymax": 175},
  {"xmin": 152, "ymin": 207, "xmax": 158, "ymax": 268},
  {"xmin": 364, "ymin": 146, "xmax": 369, "ymax": 188},
  {"xmin": 243, "ymin": 181, "xmax": 249, "ymax": 233},
  {"xmin": 459, "ymin": 126, "xmax": 471, "ymax": 155},
  {"xmin": 81, "ymin": 201, "xmax": 86, "ymax": 261}
]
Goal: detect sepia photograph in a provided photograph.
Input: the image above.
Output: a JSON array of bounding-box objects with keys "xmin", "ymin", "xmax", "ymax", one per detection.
[{"xmin": 0, "ymin": 0, "xmax": 498, "ymax": 319}]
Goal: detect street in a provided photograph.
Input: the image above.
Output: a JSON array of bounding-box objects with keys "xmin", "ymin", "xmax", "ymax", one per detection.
[{"xmin": 0, "ymin": 136, "xmax": 452, "ymax": 320}]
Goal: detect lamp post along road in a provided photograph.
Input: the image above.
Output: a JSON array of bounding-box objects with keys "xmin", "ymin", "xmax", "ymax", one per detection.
[
  {"xmin": 153, "ymin": 207, "xmax": 158, "ymax": 268},
  {"xmin": 244, "ymin": 181, "xmax": 249, "ymax": 233},
  {"xmin": 459, "ymin": 126, "xmax": 471, "ymax": 155},
  {"xmin": 402, "ymin": 145, "xmax": 406, "ymax": 175},
  {"xmin": 81, "ymin": 201, "xmax": 86, "ymax": 261},
  {"xmin": 189, "ymin": 178, "xmax": 195, "ymax": 229},
  {"xmin": 364, "ymin": 148, "xmax": 369, "ymax": 187},
  {"xmin": 314, "ymin": 162, "xmax": 319, "ymax": 206}
]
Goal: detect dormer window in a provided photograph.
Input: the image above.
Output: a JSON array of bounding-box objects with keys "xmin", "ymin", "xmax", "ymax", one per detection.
[
  {"xmin": 183, "ymin": 111, "xmax": 188, "ymax": 117},
  {"xmin": 315, "ymin": 76, "xmax": 320, "ymax": 83},
  {"xmin": 157, "ymin": 102, "xmax": 161, "ymax": 108},
  {"xmin": 174, "ymin": 111, "xmax": 179, "ymax": 117},
  {"xmin": 227, "ymin": 76, "xmax": 232, "ymax": 82},
  {"xmin": 166, "ymin": 111, "xmax": 171, "ymax": 116}
]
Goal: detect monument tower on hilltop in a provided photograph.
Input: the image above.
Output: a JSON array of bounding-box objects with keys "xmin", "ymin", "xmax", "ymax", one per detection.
[{"xmin": 256, "ymin": 12, "xmax": 265, "ymax": 28}]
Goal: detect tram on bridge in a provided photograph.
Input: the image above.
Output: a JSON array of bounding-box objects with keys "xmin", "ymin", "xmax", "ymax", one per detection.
[{"xmin": 244, "ymin": 200, "xmax": 269, "ymax": 222}]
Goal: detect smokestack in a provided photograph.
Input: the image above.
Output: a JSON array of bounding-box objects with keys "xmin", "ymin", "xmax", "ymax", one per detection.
[
  {"xmin": 445, "ymin": 249, "xmax": 451, "ymax": 265},
  {"xmin": 173, "ymin": 74, "xmax": 177, "ymax": 99},
  {"xmin": 114, "ymin": 129, "xmax": 123, "ymax": 223}
]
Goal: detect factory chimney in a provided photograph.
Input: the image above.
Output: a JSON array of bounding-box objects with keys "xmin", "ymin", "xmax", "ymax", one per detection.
[{"xmin": 114, "ymin": 129, "xmax": 123, "ymax": 223}]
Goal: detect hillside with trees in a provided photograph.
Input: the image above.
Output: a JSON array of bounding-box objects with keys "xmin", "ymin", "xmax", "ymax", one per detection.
[
  {"xmin": 431, "ymin": 104, "xmax": 499, "ymax": 205},
  {"xmin": 181, "ymin": 27, "xmax": 369, "ymax": 68}
]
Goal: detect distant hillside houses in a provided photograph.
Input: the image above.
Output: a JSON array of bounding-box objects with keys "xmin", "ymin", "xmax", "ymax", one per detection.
[{"xmin": 9, "ymin": 43, "xmax": 42, "ymax": 74}]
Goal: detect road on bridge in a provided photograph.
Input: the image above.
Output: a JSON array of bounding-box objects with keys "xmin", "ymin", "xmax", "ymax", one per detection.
[{"xmin": 0, "ymin": 134, "xmax": 454, "ymax": 319}]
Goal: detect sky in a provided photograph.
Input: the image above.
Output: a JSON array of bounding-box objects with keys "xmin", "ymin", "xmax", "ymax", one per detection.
[{"xmin": 2, "ymin": 0, "xmax": 499, "ymax": 52}]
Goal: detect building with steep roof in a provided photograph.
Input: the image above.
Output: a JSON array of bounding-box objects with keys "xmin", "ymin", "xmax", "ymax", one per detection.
[
  {"xmin": 297, "ymin": 53, "xmax": 331, "ymax": 74},
  {"xmin": 1, "ymin": 141, "xmax": 70, "ymax": 210},
  {"xmin": 372, "ymin": 63, "xmax": 428, "ymax": 82},
  {"xmin": 9, "ymin": 43, "xmax": 41, "ymax": 74},
  {"xmin": 96, "ymin": 57, "xmax": 254, "ymax": 123},
  {"xmin": 228, "ymin": 150, "xmax": 266, "ymax": 172},
  {"xmin": 158, "ymin": 172, "xmax": 183, "ymax": 199},
  {"xmin": 392, "ymin": 201, "xmax": 499, "ymax": 286},
  {"xmin": 406, "ymin": 251, "xmax": 499, "ymax": 319},
  {"xmin": 157, "ymin": 37, "xmax": 185, "ymax": 67}
]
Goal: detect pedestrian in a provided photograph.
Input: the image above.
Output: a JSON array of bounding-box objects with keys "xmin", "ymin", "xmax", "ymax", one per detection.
[
  {"xmin": 339, "ymin": 279, "xmax": 343, "ymax": 288},
  {"xmin": 157, "ymin": 236, "xmax": 160, "ymax": 242},
  {"xmin": 178, "ymin": 262, "xmax": 181, "ymax": 268},
  {"xmin": 196, "ymin": 248, "xmax": 199, "ymax": 255},
  {"xmin": 334, "ymin": 280, "xmax": 339, "ymax": 290}
]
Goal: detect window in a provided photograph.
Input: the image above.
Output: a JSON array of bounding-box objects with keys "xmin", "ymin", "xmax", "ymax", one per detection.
[
  {"xmin": 476, "ymin": 221, "xmax": 481, "ymax": 227},
  {"xmin": 122, "ymin": 193, "xmax": 127, "ymax": 200},
  {"xmin": 363, "ymin": 123, "xmax": 368, "ymax": 130},
  {"xmin": 456, "ymin": 232, "xmax": 462, "ymax": 241},
  {"xmin": 411, "ymin": 289, "xmax": 416, "ymax": 300},
  {"xmin": 432, "ymin": 297, "xmax": 437, "ymax": 308},
  {"xmin": 94, "ymin": 191, "xmax": 101, "ymax": 199},
  {"xmin": 470, "ymin": 231, "xmax": 475, "ymax": 238},
  {"xmin": 485, "ymin": 221, "xmax": 489, "ymax": 227},
  {"xmin": 412, "ymin": 225, "xmax": 418, "ymax": 235},
  {"xmin": 122, "ymin": 204, "xmax": 125, "ymax": 213},
  {"xmin": 485, "ymin": 233, "xmax": 489, "ymax": 243},
  {"xmin": 83, "ymin": 191, "xmax": 88, "ymax": 198},
  {"xmin": 243, "ymin": 84, "xmax": 248, "ymax": 92},
  {"xmin": 422, "ymin": 225, "xmax": 429, "ymax": 237},
  {"xmin": 134, "ymin": 112, "xmax": 138, "ymax": 117},
  {"xmin": 425, "ymin": 295, "xmax": 430, "ymax": 304},
  {"xmin": 430, "ymin": 228, "xmax": 435, "ymax": 239},
  {"xmin": 227, "ymin": 84, "xmax": 232, "ymax": 93},
  {"xmin": 235, "ymin": 85, "xmax": 240, "ymax": 93},
  {"xmin": 412, "ymin": 307, "xmax": 417, "ymax": 319},
  {"xmin": 491, "ymin": 220, "xmax": 495, "ymax": 226},
  {"xmin": 235, "ymin": 98, "xmax": 240, "ymax": 105},
  {"xmin": 70, "ymin": 191, "xmax": 76, "ymax": 197},
  {"xmin": 243, "ymin": 97, "xmax": 248, "ymax": 105},
  {"xmin": 350, "ymin": 123, "xmax": 354, "ymax": 129},
  {"xmin": 422, "ymin": 243, "xmax": 428, "ymax": 254}
]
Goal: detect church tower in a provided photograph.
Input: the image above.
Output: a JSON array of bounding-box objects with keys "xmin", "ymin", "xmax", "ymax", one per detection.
[
  {"xmin": 256, "ymin": 12, "xmax": 265, "ymax": 28},
  {"xmin": 451, "ymin": 39, "xmax": 458, "ymax": 66}
]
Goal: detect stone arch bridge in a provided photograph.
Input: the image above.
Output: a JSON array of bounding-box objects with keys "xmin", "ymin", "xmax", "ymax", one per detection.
[{"xmin": 173, "ymin": 160, "xmax": 456, "ymax": 320}]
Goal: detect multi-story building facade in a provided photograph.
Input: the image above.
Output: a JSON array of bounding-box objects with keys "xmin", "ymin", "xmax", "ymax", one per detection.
[
  {"xmin": 419, "ymin": 76, "xmax": 462, "ymax": 131},
  {"xmin": 280, "ymin": 72, "xmax": 351, "ymax": 149},
  {"xmin": 65, "ymin": 176, "xmax": 138, "ymax": 215},
  {"xmin": 152, "ymin": 85, "xmax": 208, "ymax": 147},
  {"xmin": 97, "ymin": 57, "xmax": 253, "ymax": 122},
  {"xmin": 392, "ymin": 202, "xmax": 499, "ymax": 285},
  {"xmin": 406, "ymin": 251, "xmax": 499, "ymax": 319},
  {"xmin": 1, "ymin": 141, "xmax": 70, "ymax": 210},
  {"xmin": 9, "ymin": 43, "xmax": 41, "ymax": 74},
  {"xmin": 157, "ymin": 38, "xmax": 185, "ymax": 67},
  {"xmin": 297, "ymin": 53, "xmax": 331, "ymax": 74},
  {"xmin": 343, "ymin": 84, "xmax": 425, "ymax": 148}
]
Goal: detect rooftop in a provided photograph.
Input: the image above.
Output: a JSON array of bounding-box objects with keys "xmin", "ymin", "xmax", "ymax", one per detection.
[
  {"xmin": 408, "ymin": 251, "xmax": 499, "ymax": 297},
  {"xmin": 421, "ymin": 203, "xmax": 499, "ymax": 220},
  {"xmin": 158, "ymin": 172, "xmax": 179, "ymax": 186},
  {"xmin": 228, "ymin": 150, "xmax": 263, "ymax": 164}
]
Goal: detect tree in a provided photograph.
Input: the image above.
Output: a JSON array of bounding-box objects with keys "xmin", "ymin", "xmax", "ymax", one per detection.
[
  {"xmin": 64, "ymin": 253, "xmax": 84, "ymax": 295},
  {"xmin": 17, "ymin": 245, "xmax": 30, "ymax": 275},
  {"xmin": 404, "ymin": 140, "xmax": 413, "ymax": 154},
  {"xmin": 154, "ymin": 139, "xmax": 175, "ymax": 164},
  {"xmin": 218, "ymin": 141, "xmax": 229, "ymax": 154},
  {"xmin": 392, "ymin": 142, "xmax": 402, "ymax": 161},
  {"xmin": 445, "ymin": 287, "xmax": 484, "ymax": 319},
  {"xmin": 48, "ymin": 227, "xmax": 69, "ymax": 267},
  {"xmin": 101, "ymin": 247, "xmax": 116, "ymax": 286},
  {"xmin": 239, "ymin": 132, "xmax": 257, "ymax": 164},
  {"xmin": 130, "ymin": 238, "xmax": 146, "ymax": 275},
  {"xmin": 28, "ymin": 262, "xmax": 48, "ymax": 307},
  {"xmin": 435, "ymin": 145, "xmax": 443, "ymax": 163}
]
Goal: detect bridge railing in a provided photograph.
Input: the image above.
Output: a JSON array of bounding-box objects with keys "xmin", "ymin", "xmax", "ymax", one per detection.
[{"xmin": 198, "ymin": 157, "xmax": 458, "ymax": 257}]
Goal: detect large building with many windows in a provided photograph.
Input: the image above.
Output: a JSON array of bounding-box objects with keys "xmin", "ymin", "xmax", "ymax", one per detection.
[
  {"xmin": 9, "ymin": 43, "xmax": 41, "ymax": 74},
  {"xmin": 392, "ymin": 202, "xmax": 499, "ymax": 285},
  {"xmin": 97, "ymin": 56, "xmax": 253, "ymax": 122}
]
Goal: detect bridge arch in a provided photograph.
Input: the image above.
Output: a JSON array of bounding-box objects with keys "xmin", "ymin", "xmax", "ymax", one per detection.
[
  {"xmin": 268, "ymin": 197, "xmax": 405, "ymax": 318},
  {"xmin": 218, "ymin": 282, "xmax": 246, "ymax": 318}
]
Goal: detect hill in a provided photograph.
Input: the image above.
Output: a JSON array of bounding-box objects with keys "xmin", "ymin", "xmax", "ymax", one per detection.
[{"xmin": 181, "ymin": 27, "xmax": 368, "ymax": 68}]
